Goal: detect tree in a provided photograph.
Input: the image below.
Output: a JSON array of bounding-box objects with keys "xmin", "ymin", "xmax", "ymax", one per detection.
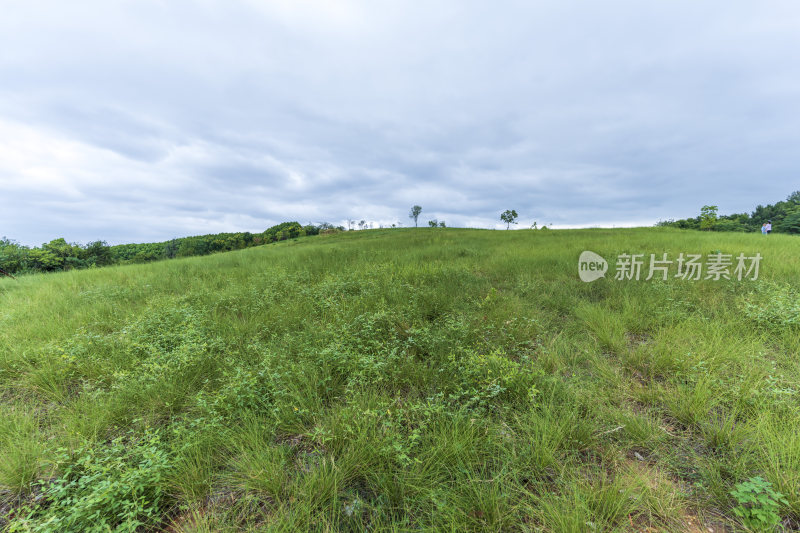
[
  {"xmin": 0, "ymin": 238, "xmax": 28, "ymax": 274},
  {"xmin": 500, "ymin": 209, "xmax": 518, "ymax": 229},
  {"xmin": 700, "ymin": 205, "xmax": 718, "ymax": 230},
  {"xmin": 164, "ymin": 239, "xmax": 179, "ymax": 259},
  {"xmin": 409, "ymin": 205, "xmax": 422, "ymax": 227},
  {"xmin": 427, "ymin": 219, "xmax": 438, "ymax": 227},
  {"xmin": 439, "ymin": 220, "xmax": 446, "ymax": 228},
  {"xmin": 28, "ymin": 248, "xmax": 62, "ymax": 271},
  {"xmin": 777, "ymin": 207, "xmax": 800, "ymax": 233},
  {"xmin": 83, "ymin": 240, "xmax": 113, "ymax": 267}
]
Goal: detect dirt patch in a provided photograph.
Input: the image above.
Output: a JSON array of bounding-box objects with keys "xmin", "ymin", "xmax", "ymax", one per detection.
[{"xmin": 627, "ymin": 332, "xmax": 651, "ymax": 348}]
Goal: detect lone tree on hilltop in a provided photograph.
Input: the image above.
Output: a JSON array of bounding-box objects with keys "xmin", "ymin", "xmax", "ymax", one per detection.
[
  {"xmin": 700, "ymin": 205, "xmax": 718, "ymax": 231},
  {"xmin": 409, "ymin": 205, "xmax": 422, "ymax": 227},
  {"xmin": 501, "ymin": 209, "xmax": 518, "ymax": 229}
]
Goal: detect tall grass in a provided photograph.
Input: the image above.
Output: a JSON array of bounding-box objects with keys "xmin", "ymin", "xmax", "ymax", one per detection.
[{"xmin": 1, "ymin": 227, "xmax": 798, "ymax": 531}]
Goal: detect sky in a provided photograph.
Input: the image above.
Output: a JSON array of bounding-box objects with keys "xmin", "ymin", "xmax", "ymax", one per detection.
[{"xmin": 2, "ymin": 0, "xmax": 799, "ymax": 246}]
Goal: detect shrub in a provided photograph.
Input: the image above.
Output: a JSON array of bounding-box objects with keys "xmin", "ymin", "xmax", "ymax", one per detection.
[
  {"xmin": 730, "ymin": 476, "xmax": 788, "ymax": 531},
  {"xmin": 9, "ymin": 429, "xmax": 171, "ymax": 533},
  {"xmin": 742, "ymin": 282, "xmax": 800, "ymax": 331},
  {"xmin": 444, "ymin": 350, "xmax": 542, "ymax": 411}
]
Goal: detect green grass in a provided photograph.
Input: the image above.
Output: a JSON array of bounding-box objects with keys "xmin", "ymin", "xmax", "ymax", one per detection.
[{"xmin": 1, "ymin": 227, "xmax": 798, "ymax": 531}]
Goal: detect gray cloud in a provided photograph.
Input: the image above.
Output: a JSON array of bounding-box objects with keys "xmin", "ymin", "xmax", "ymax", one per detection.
[{"xmin": 1, "ymin": 0, "xmax": 799, "ymax": 245}]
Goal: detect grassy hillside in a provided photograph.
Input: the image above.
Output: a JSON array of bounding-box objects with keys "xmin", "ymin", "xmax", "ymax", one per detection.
[{"xmin": 1, "ymin": 228, "xmax": 799, "ymax": 532}]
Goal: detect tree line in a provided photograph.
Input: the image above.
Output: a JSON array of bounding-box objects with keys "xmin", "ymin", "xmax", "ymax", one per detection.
[
  {"xmin": 658, "ymin": 191, "xmax": 800, "ymax": 233},
  {"xmin": 0, "ymin": 222, "xmax": 326, "ymax": 276},
  {"xmin": 11, "ymin": 190, "xmax": 790, "ymax": 279}
]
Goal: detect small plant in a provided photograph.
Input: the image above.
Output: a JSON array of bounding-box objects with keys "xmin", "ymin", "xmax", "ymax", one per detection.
[
  {"xmin": 743, "ymin": 282, "xmax": 800, "ymax": 331},
  {"xmin": 729, "ymin": 476, "xmax": 787, "ymax": 531},
  {"xmin": 444, "ymin": 349, "xmax": 541, "ymax": 411},
  {"xmin": 8, "ymin": 429, "xmax": 171, "ymax": 532}
]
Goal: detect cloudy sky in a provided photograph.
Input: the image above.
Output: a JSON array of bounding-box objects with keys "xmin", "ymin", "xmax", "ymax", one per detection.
[{"xmin": 2, "ymin": 1, "xmax": 799, "ymax": 245}]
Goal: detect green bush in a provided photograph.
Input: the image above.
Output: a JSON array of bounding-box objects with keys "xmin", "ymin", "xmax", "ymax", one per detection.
[
  {"xmin": 730, "ymin": 476, "xmax": 788, "ymax": 531},
  {"xmin": 9, "ymin": 429, "xmax": 170, "ymax": 533},
  {"xmin": 444, "ymin": 349, "xmax": 541, "ymax": 411},
  {"xmin": 742, "ymin": 282, "xmax": 800, "ymax": 331}
]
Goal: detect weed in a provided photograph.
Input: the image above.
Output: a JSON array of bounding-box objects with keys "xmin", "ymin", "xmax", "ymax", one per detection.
[
  {"xmin": 730, "ymin": 476, "xmax": 788, "ymax": 531},
  {"xmin": 8, "ymin": 429, "xmax": 170, "ymax": 532}
]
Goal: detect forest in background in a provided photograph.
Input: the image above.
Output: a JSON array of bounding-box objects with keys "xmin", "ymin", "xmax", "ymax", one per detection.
[
  {"xmin": 3, "ymin": 190, "xmax": 799, "ymax": 277},
  {"xmin": 0, "ymin": 222, "xmax": 333, "ymax": 276},
  {"xmin": 658, "ymin": 191, "xmax": 800, "ymax": 233}
]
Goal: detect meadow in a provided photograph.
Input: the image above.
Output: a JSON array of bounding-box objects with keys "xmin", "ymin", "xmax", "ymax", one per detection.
[{"xmin": 1, "ymin": 227, "xmax": 798, "ymax": 532}]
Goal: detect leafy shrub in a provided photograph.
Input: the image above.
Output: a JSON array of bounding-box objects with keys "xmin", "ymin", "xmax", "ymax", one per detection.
[
  {"xmin": 114, "ymin": 306, "xmax": 223, "ymax": 389},
  {"xmin": 317, "ymin": 311, "xmax": 412, "ymax": 392},
  {"xmin": 201, "ymin": 365, "xmax": 281, "ymax": 418},
  {"xmin": 444, "ymin": 349, "xmax": 541, "ymax": 411},
  {"xmin": 9, "ymin": 429, "xmax": 170, "ymax": 533},
  {"xmin": 730, "ymin": 476, "xmax": 788, "ymax": 531},
  {"xmin": 742, "ymin": 283, "xmax": 800, "ymax": 331}
]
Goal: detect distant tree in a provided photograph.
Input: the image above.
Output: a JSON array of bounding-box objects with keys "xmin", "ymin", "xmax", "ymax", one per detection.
[
  {"xmin": 83, "ymin": 240, "xmax": 113, "ymax": 267},
  {"xmin": 500, "ymin": 209, "xmax": 518, "ymax": 229},
  {"xmin": 409, "ymin": 205, "xmax": 422, "ymax": 227},
  {"xmin": 530, "ymin": 222, "xmax": 538, "ymax": 229},
  {"xmin": 347, "ymin": 219, "xmax": 355, "ymax": 231},
  {"xmin": 700, "ymin": 205, "xmax": 719, "ymax": 230},
  {"xmin": 777, "ymin": 207, "xmax": 800, "ymax": 233},
  {"xmin": 2, "ymin": 220, "xmax": 327, "ymax": 276},
  {"xmin": 28, "ymin": 247, "xmax": 62, "ymax": 271},
  {"xmin": 438, "ymin": 221, "xmax": 446, "ymax": 228},
  {"xmin": 36, "ymin": 238, "xmax": 84, "ymax": 270},
  {"xmin": 358, "ymin": 220, "xmax": 367, "ymax": 230},
  {"xmin": 164, "ymin": 239, "xmax": 179, "ymax": 259},
  {"xmin": 0, "ymin": 238, "xmax": 28, "ymax": 274},
  {"xmin": 658, "ymin": 191, "xmax": 800, "ymax": 233},
  {"xmin": 713, "ymin": 219, "xmax": 748, "ymax": 232},
  {"xmin": 428, "ymin": 219, "xmax": 438, "ymax": 227}
]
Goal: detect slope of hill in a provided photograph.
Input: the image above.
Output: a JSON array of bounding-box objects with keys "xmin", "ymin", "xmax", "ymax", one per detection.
[{"xmin": 1, "ymin": 228, "xmax": 798, "ymax": 531}]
